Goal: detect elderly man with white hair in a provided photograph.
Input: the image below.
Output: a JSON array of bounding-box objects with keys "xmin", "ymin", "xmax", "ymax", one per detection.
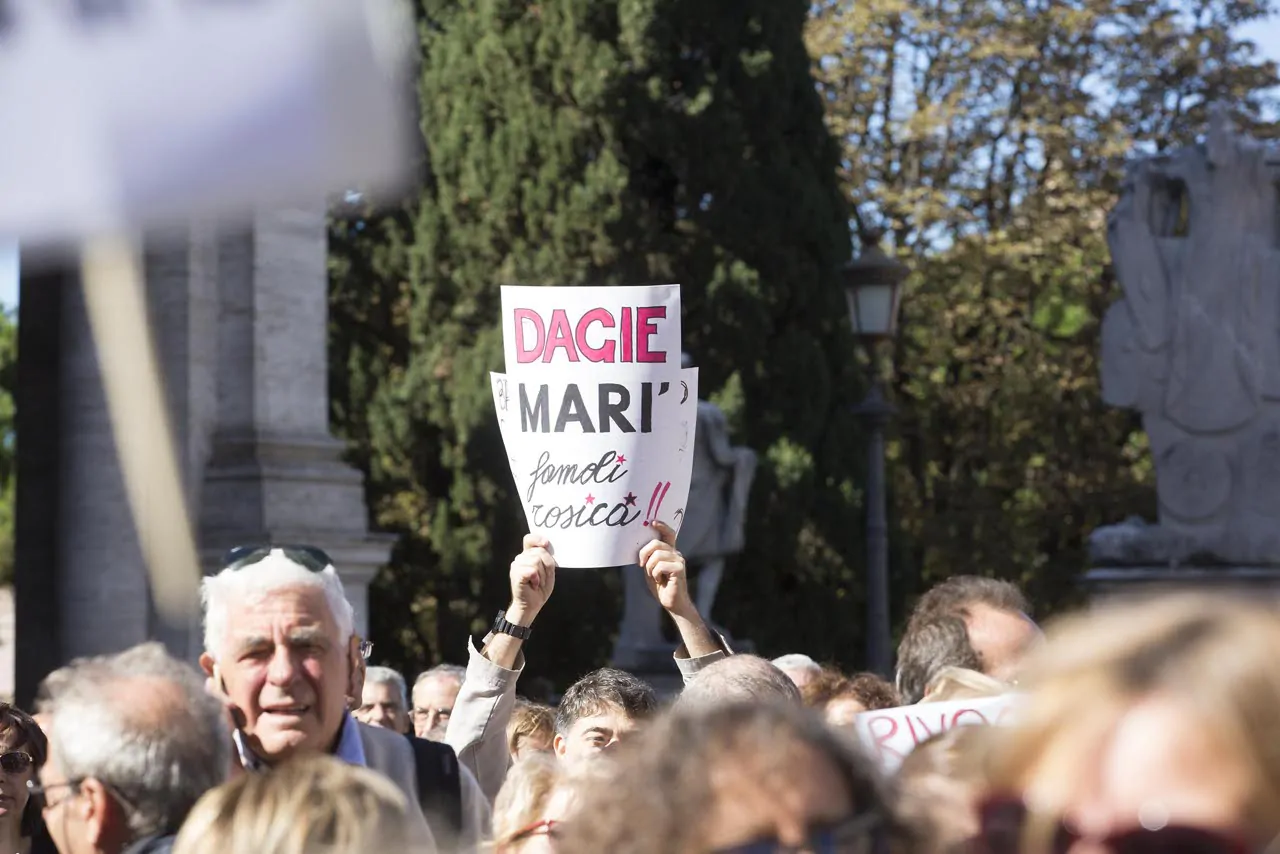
[
  {"xmin": 771, "ymin": 653, "xmax": 822, "ymax": 690},
  {"xmin": 199, "ymin": 544, "xmax": 488, "ymax": 852}
]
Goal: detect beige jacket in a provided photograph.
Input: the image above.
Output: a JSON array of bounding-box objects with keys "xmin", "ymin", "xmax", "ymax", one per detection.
[
  {"xmin": 445, "ymin": 638, "xmax": 728, "ymax": 802},
  {"xmin": 357, "ymin": 721, "xmax": 492, "ymax": 853}
]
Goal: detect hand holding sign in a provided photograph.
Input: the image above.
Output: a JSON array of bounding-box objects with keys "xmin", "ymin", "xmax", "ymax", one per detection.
[
  {"xmin": 639, "ymin": 521, "xmax": 694, "ymax": 619},
  {"xmin": 507, "ymin": 534, "xmax": 557, "ymax": 626}
]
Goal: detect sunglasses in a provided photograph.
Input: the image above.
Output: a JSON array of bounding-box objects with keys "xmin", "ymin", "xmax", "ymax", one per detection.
[
  {"xmin": 977, "ymin": 796, "xmax": 1251, "ymax": 854},
  {"xmin": 712, "ymin": 812, "xmax": 882, "ymax": 854},
  {"xmin": 221, "ymin": 545, "xmax": 334, "ymax": 574},
  {"xmin": 0, "ymin": 752, "xmax": 31, "ymax": 774}
]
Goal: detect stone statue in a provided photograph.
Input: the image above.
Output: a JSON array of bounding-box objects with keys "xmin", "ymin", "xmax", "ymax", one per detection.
[
  {"xmin": 678, "ymin": 354, "xmax": 758, "ymax": 618},
  {"xmin": 1093, "ymin": 105, "xmax": 1280, "ymax": 567}
]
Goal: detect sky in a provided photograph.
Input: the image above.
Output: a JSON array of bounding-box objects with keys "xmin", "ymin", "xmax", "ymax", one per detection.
[{"xmin": 0, "ymin": 18, "xmax": 1278, "ymax": 312}]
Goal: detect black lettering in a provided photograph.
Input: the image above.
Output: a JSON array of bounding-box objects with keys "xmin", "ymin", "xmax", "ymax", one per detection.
[
  {"xmin": 606, "ymin": 504, "xmax": 640, "ymax": 526},
  {"xmin": 543, "ymin": 506, "xmax": 563, "ymax": 527},
  {"xmin": 640, "ymin": 382, "xmax": 652, "ymax": 432},
  {"xmin": 520, "ymin": 384, "xmax": 550, "ymax": 432},
  {"xmin": 559, "ymin": 505, "xmax": 587, "ymax": 529},
  {"xmin": 597, "ymin": 384, "xmax": 635, "ymax": 433},
  {"xmin": 554, "ymin": 384, "xmax": 595, "ymax": 432}
]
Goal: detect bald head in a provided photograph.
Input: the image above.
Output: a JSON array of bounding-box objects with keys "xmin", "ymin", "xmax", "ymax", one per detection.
[{"xmin": 678, "ymin": 655, "xmax": 802, "ymax": 710}]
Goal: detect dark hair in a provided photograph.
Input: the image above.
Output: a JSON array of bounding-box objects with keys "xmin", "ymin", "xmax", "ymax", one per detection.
[
  {"xmin": 553, "ymin": 701, "xmax": 913, "ymax": 854},
  {"xmin": 895, "ymin": 614, "xmax": 980, "ymax": 705},
  {"xmin": 0, "ymin": 704, "xmax": 48, "ymax": 839},
  {"xmin": 906, "ymin": 576, "xmax": 1030, "ymax": 631},
  {"xmin": 554, "ymin": 668, "xmax": 657, "ymax": 735}
]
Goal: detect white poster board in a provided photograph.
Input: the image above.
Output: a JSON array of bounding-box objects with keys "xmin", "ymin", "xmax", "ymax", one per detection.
[
  {"xmin": 0, "ymin": 0, "xmax": 413, "ymax": 244},
  {"xmin": 854, "ymin": 693, "xmax": 1020, "ymax": 772},
  {"xmin": 493, "ymin": 285, "xmax": 696, "ymax": 568}
]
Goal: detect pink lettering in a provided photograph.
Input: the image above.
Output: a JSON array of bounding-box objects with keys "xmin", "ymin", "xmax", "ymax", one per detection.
[
  {"xmin": 950, "ymin": 709, "xmax": 990, "ymax": 727},
  {"xmin": 636, "ymin": 306, "xmax": 666, "ymax": 362},
  {"xmin": 906, "ymin": 715, "xmax": 940, "ymax": 744},
  {"xmin": 866, "ymin": 715, "xmax": 904, "ymax": 763},
  {"xmin": 514, "ymin": 309, "xmax": 545, "ymax": 364},
  {"xmin": 621, "ymin": 307, "xmax": 633, "ymax": 362},
  {"xmin": 542, "ymin": 309, "xmax": 578, "ymax": 363},
  {"xmin": 575, "ymin": 308, "xmax": 616, "ymax": 363}
]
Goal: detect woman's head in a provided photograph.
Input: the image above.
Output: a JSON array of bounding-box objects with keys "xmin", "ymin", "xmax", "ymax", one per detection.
[
  {"xmin": 507, "ymin": 701, "xmax": 555, "ymax": 761},
  {"xmin": 897, "ymin": 726, "xmax": 992, "ymax": 852},
  {"xmin": 553, "ymin": 701, "xmax": 903, "ymax": 854},
  {"xmin": 982, "ymin": 593, "xmax": 1280, "ymax": 851},
  {"xmin": 172, "ymin": 754, "xmax": 429, "ymax": 854},
  {"xmin": 0, "ymin": 703, "xmax": 45, "ymax": 835},
  {"xmin": 492, "ymin": 753, "xmax": 561, "ymax": 852},
  {"xmin": 801, "ymin": 669, "xmax": 900, "ymax": 726}
]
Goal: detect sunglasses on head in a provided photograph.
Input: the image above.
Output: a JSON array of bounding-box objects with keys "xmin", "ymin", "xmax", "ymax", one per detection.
[
  {"xmin": 976, "ymin": 796, "xmax": 1251, "ymax": 854},
  {"xmin": 221, "ymin": 545, "xmax": 334, "ymax": 574},
  {"xmin": 0, "ymin": 752, "xmax": 30, "ymax": 774}
]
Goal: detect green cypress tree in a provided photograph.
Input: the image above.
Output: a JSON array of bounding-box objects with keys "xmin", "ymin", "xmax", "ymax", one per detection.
[{"xmin": 330, "ymin": 0, "xmax": 864, "ymax": 684}]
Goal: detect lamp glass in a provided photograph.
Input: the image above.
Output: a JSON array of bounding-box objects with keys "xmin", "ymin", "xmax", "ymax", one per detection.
[{"xmin": 845, "ymin": 281, "xmax": 900, "ymax": 338}]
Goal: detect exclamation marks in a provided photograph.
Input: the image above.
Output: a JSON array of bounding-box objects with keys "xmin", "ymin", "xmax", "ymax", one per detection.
[{"xmin": 642, "ymin": 481, "xmax": 672, "ymax": 526}]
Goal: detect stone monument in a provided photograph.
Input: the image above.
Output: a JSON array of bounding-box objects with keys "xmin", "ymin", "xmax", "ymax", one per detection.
[
  {"xmin": 1088, "ymin": 107, "xmax": 1280, "ymax": 592},
  {"xmin": 612, "ymin": 354, "xmax": 757, "ymax": 677},
  {"xmin": 14, "ymin": 211, "xmax": 394, "ymax": 705}
]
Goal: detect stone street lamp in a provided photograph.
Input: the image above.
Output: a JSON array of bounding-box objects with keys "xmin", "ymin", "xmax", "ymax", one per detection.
[{"xmin": 840, "ymin": 227, "xmax": 908, "ymax": 677}]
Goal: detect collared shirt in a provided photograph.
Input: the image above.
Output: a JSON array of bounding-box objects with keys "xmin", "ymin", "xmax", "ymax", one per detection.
[{"xmin": 233, "ymin": 711, "xmax": 367, "ymax": 770}]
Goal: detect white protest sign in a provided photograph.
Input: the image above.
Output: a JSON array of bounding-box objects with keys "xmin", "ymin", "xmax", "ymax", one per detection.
[
  {"xmin": 0, "ymin": 0, "xmax": 413, "ymax": 244},
  {"xmin": 854, "ymin": 693, "xmax": 1020, "ymax": 772},
  {"xmin": 493, "ymin": 284, "xmax": 695, "ymax": 568}
]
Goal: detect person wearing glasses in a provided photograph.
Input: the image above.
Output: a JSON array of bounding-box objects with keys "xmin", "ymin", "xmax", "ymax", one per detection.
[
  {"xmin": 977, "ymin": 593, "xmax": 1280, "ymax": 854},
  {"xmin": 0, "ymin": 703, "xmax": 55, "ymax": 854},
  {"xmin": 31, "ymin": 643, "xmax": 229, "ymax": 854},
  {"xmin": 198, "ymin": 546, "xmax": 454, "ymax": 850},
  {"xmin": 550, "ymin": 701, "xmax": 905, "ymax": 854}
]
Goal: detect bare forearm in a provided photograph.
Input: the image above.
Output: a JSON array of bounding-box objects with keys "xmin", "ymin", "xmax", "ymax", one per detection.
[
  {"xmin": 670, "ymin": 609, "xmax": 720, "ymax": 659},
  {"xmin": 481, "ymin": 602, "xmax": 533, "ymax": 669}
]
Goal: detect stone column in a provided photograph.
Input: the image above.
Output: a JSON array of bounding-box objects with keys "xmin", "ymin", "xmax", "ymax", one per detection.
[{"xmin": 199, "ymin": 209, "xmax": 393, "ymax": 636}]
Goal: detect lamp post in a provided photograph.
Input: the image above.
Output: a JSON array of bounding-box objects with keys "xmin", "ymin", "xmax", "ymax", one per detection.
[{"xmin": 841, "ymin": 227, "xmax": 908, "ymax": 678}]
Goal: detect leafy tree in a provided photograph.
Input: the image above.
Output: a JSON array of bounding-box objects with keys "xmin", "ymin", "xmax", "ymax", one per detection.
[
  {"xmin": 330, "ymin": 0, "xmax": 865, "ymax": 684},
  {"xmin": 805, "ymin": 0, "xmax": 1279, "ymax": 614},
  {"xmin": 0, "ymin": 307, "xmax": 16, "ymax": 586}
]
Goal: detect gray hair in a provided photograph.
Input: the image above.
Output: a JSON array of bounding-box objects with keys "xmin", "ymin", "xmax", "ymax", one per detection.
[
  {"xmin": 770, "ymin": 654, "xmax": 821, "ymax": 675},
  {"xmin": 38, "ymin": 642, "xmax": 230, "ymax": 842},
  {"xmin": 364, "ymin": 666, "xmax": 408, "ymax": 707},
  {"xmin": 413, "ymin": 664, "xmax": 465, "ymax": 691},
  {"xmin": 677, "ymin": 655, "xmax": 802, "ymax": 710},
  {"xmin": 200, "ymin": 549, "xmax": 355, "ymax": 659}
]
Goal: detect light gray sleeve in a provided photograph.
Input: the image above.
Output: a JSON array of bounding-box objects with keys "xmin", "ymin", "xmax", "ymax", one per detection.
[
  {"xmin": 444, "ymin": 636, "xmax": 522, "ymax": 803},
  {"xmin": 673, "ymin": 633, "xmax": 733, "ymax": 685}
]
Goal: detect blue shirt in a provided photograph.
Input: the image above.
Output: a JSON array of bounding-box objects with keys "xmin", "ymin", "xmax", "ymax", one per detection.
[{"xmin": 233, "ymin": 711, "xmax": 367, "ymax": 770}]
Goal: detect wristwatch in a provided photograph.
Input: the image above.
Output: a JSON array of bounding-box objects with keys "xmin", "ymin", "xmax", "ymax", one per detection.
[{"xmin": 492, "ymin": 609, "xmax": 533, "ymax": 640}]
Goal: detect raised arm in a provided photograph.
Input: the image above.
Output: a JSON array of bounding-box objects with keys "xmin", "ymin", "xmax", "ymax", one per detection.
[
  {"xmin": 639, "ymin": 521, "xmax": 729, "ymax": 682},
  {"xmin": 446, "ymin": 534, "xmax": 556, "ymax": 801}
]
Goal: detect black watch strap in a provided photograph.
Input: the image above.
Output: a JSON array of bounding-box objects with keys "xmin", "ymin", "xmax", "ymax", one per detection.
[{"xmin": 492, "ymin": 610, "xmax": 533, "ymax": 641}]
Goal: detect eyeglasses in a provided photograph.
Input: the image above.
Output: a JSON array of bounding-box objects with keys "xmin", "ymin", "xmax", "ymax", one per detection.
[
  {"xmin": 976, "ymin": 796, "xmax": 1251, "ymax": 854},
  {"xmin": 503, "ymin": 819, "xmax": 560, "ymax": 847},
  {"xmin": 221, "ymin": 544, "xmax": 334, "ymax": 573},
  {"xmin": 711, "ymin": 812, "xmax": 882, "ymax": 854},
  {"xmin": 0, "ymin": 752, "xmax": 31, "ymax": 774}
]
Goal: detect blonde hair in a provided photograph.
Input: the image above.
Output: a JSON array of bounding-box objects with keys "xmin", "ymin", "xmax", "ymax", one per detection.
[
  {"xmin": 172, "ymin": 755, "xmax": 428, "ymax": 854},
  {"xmin": 987, "ymin": 593, "xmax": 1280, "ymax": 833},
  {"xmin": 506, "ymin": 701, "xmax": 555, "ymax": 757},
  {"xmin": 491, "ymin": 753, "xmax": 561, "ymax": 847},
  {"xmin": 918, "ymin": 666, "xmax": 1006, "ymax": 704}
]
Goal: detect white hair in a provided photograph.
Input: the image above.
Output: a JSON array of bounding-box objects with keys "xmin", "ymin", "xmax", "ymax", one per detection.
[
  {"xmin": 413, "ymin": 663, "xmax": 465, "ymax": 691},
  {"xmin": 39, "ymin": 643, "xmax": 230, "ymax": 841},
  {"xmin": 364, "ymin": 666, "xmax": 408, "ymax": 708},
  {"xmin": 201, "ymin": 549, "xmax": 355, "ymax": 659},
  {"xmin": 770, "ymin": 653, "xmax": 821, "ymax": 675}
]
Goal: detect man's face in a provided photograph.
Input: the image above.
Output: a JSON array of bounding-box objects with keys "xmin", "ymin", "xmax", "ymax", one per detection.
[
  {"xmin": 355, "ymin": 681, "xmax": 409, "ymax": 734},
  {"xmin": 552, "ymin": 705, "xmax": 637, "ymax": 762},
  {"xmin": 965, "ymin": 603, "xmax": 1042, "ymax": 682},
  {"xmin": 202, "ymin": 584, "xmax": 355, "ymax": 764},
  {"xmin": 412, "ymin": 676, "xmax": 460, "ymax": 741}
]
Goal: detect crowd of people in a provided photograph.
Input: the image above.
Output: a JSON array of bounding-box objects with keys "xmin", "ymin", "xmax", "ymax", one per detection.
[{"xmin": 4, "ymin": 523, "xmax": 1277, "ymax": 853}]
